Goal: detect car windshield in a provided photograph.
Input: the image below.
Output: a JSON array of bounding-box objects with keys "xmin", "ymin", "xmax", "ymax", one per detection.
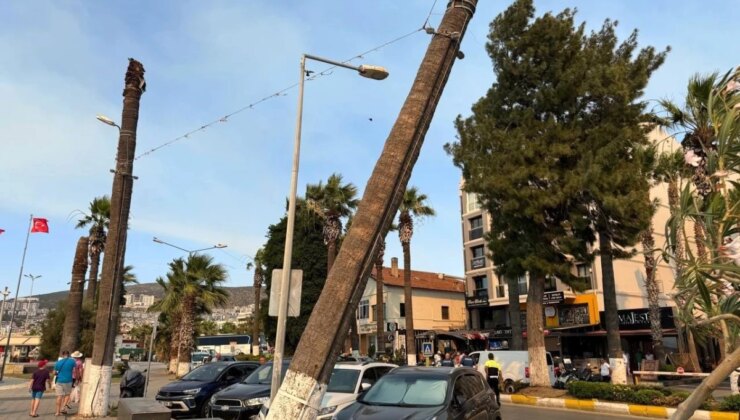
[
  {"xmin": 326, "ymin": 369, "xmax": 360, "ymax": 393},
  {"xmin": 360, "ymin": 376, "xmax": 447, "ymax": 407},
  {"xmin": 242, "ymin": 363, "xmax": 289, "ymax": 385},
  {"xmin": 181, "ymin": 364, "xmax": 225, "ymax": 382}
]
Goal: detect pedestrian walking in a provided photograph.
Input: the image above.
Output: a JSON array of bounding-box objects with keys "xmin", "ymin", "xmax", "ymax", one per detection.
[
  {"xmin": 484, "ymin": 353, "xmax": 502, "ymax": 405},
  {"xmin": 600, "ymin": 358, "xmax": 612, "ymax": 383},
  {"xmin": 69, "ymin": 351, "xmax": 84, "ymax": 407},
  {"xmin": 54, "ymin": 350, "xmax": 76, "ymax": 416},
  {"xmin": 28, "ymin": 359, "xmax": 51, "ymax": 417}
]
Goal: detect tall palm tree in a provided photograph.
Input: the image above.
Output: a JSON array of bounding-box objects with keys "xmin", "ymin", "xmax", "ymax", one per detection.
[
  {"xmin": 306, "ymin": 173, "xmax": 359, "ymax": 272},
  {"xmin": 267, "ymin": 2, "xmax": 476, "ymax": 414},
  {"xmin": 61, "ymin": 236, "xmax": 89, "ymax": 353},
  {"xmin": 398, "ymin": 187, "xmax": 435, "ymax": 365},
  {"xmin": 76, "ymin": 196, "xmax": 111, "ymax": 305},
  {"xmin": 247, "ymin": 248, "xmax": 266, "ymax": 355},
  {"xmin": 151, "ymin": 271, "xmax": 183, "ymax": 374},
  {"xmin": 82, "ymin": 59, "xmax": 146, "ymax": 418},
  {"xmin": 174, "ymin": 254, "xmax": 229, "ymax": 377}
]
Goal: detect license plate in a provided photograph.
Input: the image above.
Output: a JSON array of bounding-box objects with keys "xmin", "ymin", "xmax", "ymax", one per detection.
[{"xmin": 221, "ymin": 405, "xmax": 230, "ymax": 411}]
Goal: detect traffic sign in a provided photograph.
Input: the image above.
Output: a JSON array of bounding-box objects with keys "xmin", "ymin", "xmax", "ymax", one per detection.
[
  {"xmin": 421, "ymin": 342, "xmax": 433, "ymax": 356},
  {"xmin": 386, "ymin": 334, "xmax": 394, "ymax": 343}
]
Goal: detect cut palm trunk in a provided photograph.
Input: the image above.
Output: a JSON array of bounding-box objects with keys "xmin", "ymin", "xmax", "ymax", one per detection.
[{"xmin": 60, "ymin": 236, "xmax": 89, "ymax": 353}]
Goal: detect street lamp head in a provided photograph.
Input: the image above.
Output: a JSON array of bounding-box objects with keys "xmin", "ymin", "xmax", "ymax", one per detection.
[
  {"xmin": 96, "ymin": 114, "xmax": 120, "ymax": 128},
  {"xmin": 152, "ymin": 237, "xmax": 163, "ymax": 244},
  {"xmin": 358, "ymin": 65, "xmax": 389, "ymax": 81},
  {"xmin": 215, "ymin": 243, "xmax": 227, "ymax": 249}
]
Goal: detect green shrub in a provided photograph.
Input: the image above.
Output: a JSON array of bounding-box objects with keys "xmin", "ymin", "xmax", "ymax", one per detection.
[
  {"xmin": 567, "ymin": 382, "xmax": 612, "ymax": 399},
  {"xmin": 659, "ymin": 365, "xmax": 676, "ymax": 372},
  {"xmin": 632, "ymin": 389, "xmax": 664, "ymax": 405},
  {"xmin": 719, "ymin": 394, "xmax": 740, "ymax": 412},
  {"xmin": 660, "ymin": 391, "xmax": 689, "ymax": 407},
  {"xmin": 610, "ymin": 384, "xmax": 635, "ymax": 402}
]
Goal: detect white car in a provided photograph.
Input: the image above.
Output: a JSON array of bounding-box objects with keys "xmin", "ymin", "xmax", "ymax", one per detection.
[{"xmin": 259, "ymin": 361, "xmax": 397, "ymax": 419}]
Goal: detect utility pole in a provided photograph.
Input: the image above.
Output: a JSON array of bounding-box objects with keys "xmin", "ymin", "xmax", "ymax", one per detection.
[
  {"xmin": 78, "ymin": 59, "xmax": 146, "ymax": 417},
  {"xmin": 23, "ymin": 274, "xmax": 41, "ymax": 330},
  {"xmin": 266, "ymin": 1, "xmax": 477, "ymax": 418}
]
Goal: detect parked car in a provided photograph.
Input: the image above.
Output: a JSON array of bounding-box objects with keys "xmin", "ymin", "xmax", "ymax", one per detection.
[
  {"xmin": 335, "ymin": 366, "xmax": 501, "ymax": 420},
  {"xmin": 469, "ymin": 350, "xmax": 556, "ymax": 392},
  {"xmin": 156, "ymin": 361, "xmax": 259, "ymax": 418},
  {"xmin": 190, "ymin": 350, "xmax": 212, "ymax": 371},
  {"xmin": 209, "ymin": 359, "xmax": 291, "ymax": 420},
  {"xmin": 259, "ymin": 361, "xmax": 397, "ymax": 419}
]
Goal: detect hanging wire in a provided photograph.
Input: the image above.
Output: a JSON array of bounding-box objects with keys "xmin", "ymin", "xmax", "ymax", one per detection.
[{"xmin": 134, "ymin": 26, "xmax": 427, "ymax": 161}]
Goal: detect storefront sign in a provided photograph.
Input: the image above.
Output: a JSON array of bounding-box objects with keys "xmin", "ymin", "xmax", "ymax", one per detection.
[
  {"xmin": 559, "ymin": 304, "xmax": 590, "ymax": 326},
  {"xmin": 359, "ymin": 323, "xmax": 376, "ymax": 334},
  {"xmin": 466, "ymin": 294, "xmax": 489, "ymax": 307},
  {"xmin": 543, "ymin": 291, "xmax": 564, "ymax": 305},
  {"xmin": 599, "ymin": 307, "xmax": 675, "ymax": 330},
  {"xmin": 488, "ymin": 327, "xmax": 512, "ymax": 337}
]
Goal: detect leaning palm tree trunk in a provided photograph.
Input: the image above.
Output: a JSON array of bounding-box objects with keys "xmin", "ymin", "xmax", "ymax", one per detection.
[
  {"xmin": 79, "ymin": 59, "xmax": 145, "ymax": 418},
  {"xmin": 266, "ymin": 2, "xmax": 477, "ymax": 418},
  {"xmin": 61, "ymin": 236, "xmax": 89, "ymax": 353}
]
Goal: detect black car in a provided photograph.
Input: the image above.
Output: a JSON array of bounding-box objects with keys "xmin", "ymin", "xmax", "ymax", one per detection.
[
  {"xmin": 156, "ymin": 361, "xmax": 259, "ymax": 418},
  {"xmin": 335, "ymin": 366, "xmax": 501, "ymax": 420},
  {"xmin": 209, "ymin": 359, "xmax": 290, "ymax": 420}
]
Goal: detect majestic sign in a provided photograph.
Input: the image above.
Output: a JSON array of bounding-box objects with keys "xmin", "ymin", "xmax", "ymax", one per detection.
[
  {"xmin": 599, "ymin": 307, "xmax": 676, "ymax": 330},
  {"xmin": 543, "ymin": 291, "xmax": 564, "ymax": 305}
]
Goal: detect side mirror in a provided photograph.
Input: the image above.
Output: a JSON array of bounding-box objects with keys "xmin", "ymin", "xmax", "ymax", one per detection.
[{"xmin": 360, "ymin": 382, "xmax": 372, "ymax": 392}]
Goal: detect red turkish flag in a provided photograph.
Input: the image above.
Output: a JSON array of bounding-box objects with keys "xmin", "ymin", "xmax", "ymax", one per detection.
[
  {"xmin": 0, "ymin": 229, "xmax": 4, "ymax": 234},
  {"xmin": 31, "ymin": 218, "xmax": 49, "ymax": 233}
]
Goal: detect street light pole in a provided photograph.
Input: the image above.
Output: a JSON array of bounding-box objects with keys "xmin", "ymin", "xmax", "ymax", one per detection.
[
  {"xmin": 23, "ymin": 274, "xmax": 41, "ymax": 330},
  {"xmin": 152, "ymin": 237, "xmax": 227, "ymax": 256},
  {"xmin": 143, "ymin": 312, "xmax": 160, "ymax": 398},
  {"xmin": 270, "ymin": 54, "xmax": 388, "ymax": 402}
]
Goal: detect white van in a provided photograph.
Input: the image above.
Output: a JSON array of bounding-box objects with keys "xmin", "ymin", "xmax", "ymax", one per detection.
[{"xmin": 469, "ymin": 350, "xmax": 556, "ymax": 392}]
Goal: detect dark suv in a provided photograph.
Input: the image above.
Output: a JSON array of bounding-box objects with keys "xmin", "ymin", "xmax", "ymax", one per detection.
[{"xmin": 156, "ymin": 361, "xmax": 259, "ymax": 418}]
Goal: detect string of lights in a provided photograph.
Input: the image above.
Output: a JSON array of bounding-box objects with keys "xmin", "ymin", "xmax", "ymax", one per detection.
[{"xmin": 135, "ymin": 5, "xmax": 441, "ymax": 161}]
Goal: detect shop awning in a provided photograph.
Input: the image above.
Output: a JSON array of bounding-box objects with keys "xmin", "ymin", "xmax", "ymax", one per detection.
[
  {"xmin": 0, "ymin": 336, "xmax": 41, "ymax": 346},
  {"xmin": 549, "ymin": 324, "xmax": 599, "ymax": 331},
  {"xmin": 583, "ymin": 328, "xmax": 677, "ymax": 336}
]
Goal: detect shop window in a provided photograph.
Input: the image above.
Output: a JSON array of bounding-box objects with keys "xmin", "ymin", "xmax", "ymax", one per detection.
[{"xmin": 441, "ymin": 306, "xmax": 450, "ymax": 320}]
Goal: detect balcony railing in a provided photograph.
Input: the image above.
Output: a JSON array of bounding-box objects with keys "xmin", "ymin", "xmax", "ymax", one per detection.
[
  {"xmin": 469, "ymin": 227, "xmax": 484, "ymax": 241},
  {"xmin": 470, "ymin": 256, "xmax": 486, "ymax": 269}
]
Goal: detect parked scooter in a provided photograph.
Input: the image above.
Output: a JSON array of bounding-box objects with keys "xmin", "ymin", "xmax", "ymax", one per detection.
[
  {"xmin": 120, "ymin": 365, "xmax": 147, "ymax": 398},
  {"xmin": 554, "ymin": 362, "xmax": 601, "ymax": 388}
]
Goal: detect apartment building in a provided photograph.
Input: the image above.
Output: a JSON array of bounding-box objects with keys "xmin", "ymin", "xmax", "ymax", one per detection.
[
  {"xmin": 355, "ymin": 257, "xmax": 467, "ymax": 355},
  {"xmin": 458, "ymin": 127, "xmax": 683, "ymax": 368}
]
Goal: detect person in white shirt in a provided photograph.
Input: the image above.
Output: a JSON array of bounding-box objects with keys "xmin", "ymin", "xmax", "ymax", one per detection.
[
  {"xmin": 623, "ymin": 352, "xmax": 631, "ymax": 376},
  {"xmin": 600, "ymin": 359, "xmax": 612, "ymax": 382}
]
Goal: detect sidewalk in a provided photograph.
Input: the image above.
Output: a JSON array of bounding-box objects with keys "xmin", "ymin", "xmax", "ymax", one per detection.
[
  {"xmin": 502, "ymin": 393, "xmax": 740, "ymax": 420},
  {"xmin": 0, "ymin": 376, "xmax": 27, "ymax": 390}
]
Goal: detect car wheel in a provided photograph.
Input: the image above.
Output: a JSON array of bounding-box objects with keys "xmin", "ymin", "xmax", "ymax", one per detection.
[
  {"xmin": 200, "ymin": 402, "xmax": 211, "ymax": 418},
  {"xmin": 504, "ymin": 381, "xmax": 516, "ymax": 394}
]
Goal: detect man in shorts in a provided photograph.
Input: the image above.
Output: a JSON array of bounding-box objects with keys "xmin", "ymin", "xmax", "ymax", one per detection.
[{"xmin": 54, "ymin": 350, "xmax": 76, "ymax": 416}]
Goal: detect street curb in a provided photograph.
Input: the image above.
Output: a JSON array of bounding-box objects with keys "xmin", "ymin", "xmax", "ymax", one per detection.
[{"xmin": 501, "ymin": 394, "xmax": 740, "ymax": 420}]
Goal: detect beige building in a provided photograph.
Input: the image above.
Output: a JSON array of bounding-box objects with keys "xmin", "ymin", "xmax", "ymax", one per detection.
[
  {"xmin": 459, "ymin": 127, "xmax": 683, "ymax": 368},
  {"xmin": 356, "ymin": 257, "xmax": 466, "ymax": 355}
]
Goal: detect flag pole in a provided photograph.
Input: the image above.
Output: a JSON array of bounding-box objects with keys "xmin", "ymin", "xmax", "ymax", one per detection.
[{"xmin": 0, "ymin": 214, "xmax": 33, "ymax": 382}]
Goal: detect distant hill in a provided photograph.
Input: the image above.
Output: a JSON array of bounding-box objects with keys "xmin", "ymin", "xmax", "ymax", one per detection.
[{"xmin": 35, "ymin": 283, "xmax": 258, "ymax": 310}]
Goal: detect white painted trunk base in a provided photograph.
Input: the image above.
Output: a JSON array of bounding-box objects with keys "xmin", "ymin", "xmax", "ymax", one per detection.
[
  {"xmin": 610, "ymin": 357, "xmax": 627, "ymax": 384},
  {"xmin": 266, "ymin": 369, "xmax": 325, "ymax": 420},
  {"xmin": 252, "ymin": 344, "xmax": 260, "ymax": 356},
  {"xmin": 168, "ymin": 357, "xmax": 177, "ymax": 374},
  {"xmin": 407, "ymin": 353, "xmax": 417, "ymax": 366},
  {"xmin": 176, "ymin": 361, "xmax": 190, "ymax": 378},
  {"xmin": 77, "ymin": 362, "xmax": 113, "ymax": 417}
]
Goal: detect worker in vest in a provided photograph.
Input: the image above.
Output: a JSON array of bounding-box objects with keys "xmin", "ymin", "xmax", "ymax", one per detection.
[{"xmin": 484, "ymin": 353, "xmax": 502, "ymax": 405}]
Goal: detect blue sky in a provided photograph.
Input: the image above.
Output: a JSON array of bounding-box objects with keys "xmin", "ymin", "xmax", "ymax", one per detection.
[{"xmin": 1, "ymin": 1, "xmax": 739, "ymax": 298}]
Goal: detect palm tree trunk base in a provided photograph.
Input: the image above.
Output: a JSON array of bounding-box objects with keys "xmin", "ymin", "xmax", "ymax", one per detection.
[
  {"xmin": 176, "ymin": 361, "xmax": 190, "ymax": 378},
  {"xmin": 169, "ymin": 357, "xmax": 178, "ymax": 374},
  {"xmin": 77, "ymin": 362, "xmax": 112, "ymax": 417},
  {"xmin": 407, "ymin": 353, "xmax": 417, "ymax": 366},
  {"xmin": 266, "ymin": 369, "xmax": 323, "ymax": 420},
  {"xmin": 252, "ymin": 344, "xmax": 261, "ymax": 356},
  {"xmin": 610, "ymin": 357, "xmax": 628, "ymax": 384}
]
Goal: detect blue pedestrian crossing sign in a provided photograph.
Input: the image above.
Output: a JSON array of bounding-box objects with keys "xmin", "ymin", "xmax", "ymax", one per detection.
[{"xmin": 421, "ymin": 342, "xmax": 433, "ymax": 356}]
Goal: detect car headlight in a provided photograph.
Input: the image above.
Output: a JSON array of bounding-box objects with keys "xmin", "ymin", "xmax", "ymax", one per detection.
[
  {"xmin": 318, "ymin": 405, "xmax": 337, "ymax": 415},
  {"xmin": 182, "ymin": 388, "xmax": 201, "ymax": 395},
  {"xmin": 244, "ymin": 396, "xmax": 270, "ymax": 406}
]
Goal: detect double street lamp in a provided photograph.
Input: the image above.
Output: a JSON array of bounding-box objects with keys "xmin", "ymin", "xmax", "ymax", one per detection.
[
  {"xmin": 270, "ymin": 54, "xmax": 389, "ymax": 402},
  {"xmin": 152, "ymin": 237, "xmax": 227, "ymax": 256},
  {"xmin": 23, "ymin": 274, "xmax": 41, "ymax": 330}
]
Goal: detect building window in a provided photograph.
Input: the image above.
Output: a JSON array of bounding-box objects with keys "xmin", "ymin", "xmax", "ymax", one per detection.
[
  {"xmin": 517, "ymin": 274, "xmax": 528, "ymax": 296},
  {"xmin": 544, "ymin": 276, "xmax": 557, "ymax": 292},
  {"xmin": 469, "ymin": 216, "xmax": 484, "ymax": 240},
  {"xmin": 465, "ymin": 192, "xmax": 481, "ymax": 213},
  {"xmin": 473, "ymin": 275, "xmax": 488, "ymax": 298},
  {"xmin": 576, "ymin": 263, "xmax": 594, "ymax": 289},
  {"xmin": 400, "ymin": 303, "xmax": 405, "ymax": 317},
  {"xmin": 441, "ymin": 306, "xmax": 450, "ymax": 320},
  {"xmin": 471, "ymin": 245, "xmax": 486, "ymax": 269},
  {"xmin": 357, "ymin": 299, "xmax": 369, "ymax": 320},
  {"xmin": 371, "ymin": 305, "xmax": 376, "ymax": 321}
]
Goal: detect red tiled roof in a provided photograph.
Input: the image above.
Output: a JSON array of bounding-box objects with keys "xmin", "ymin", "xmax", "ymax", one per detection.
[{"xmin": 370, "ymin": 266, "xmax": 465, "ymax": 294}]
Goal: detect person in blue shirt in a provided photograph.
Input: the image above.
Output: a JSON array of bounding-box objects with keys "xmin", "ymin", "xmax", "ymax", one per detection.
[{"xmin": 54, "ymin": 350, "xmax": 76, "ymax": 416}]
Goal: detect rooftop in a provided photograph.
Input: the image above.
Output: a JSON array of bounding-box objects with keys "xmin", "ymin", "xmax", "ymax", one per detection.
[{"xmin": 371, "ymin": 266, "xmax": 465, "ymax": 294}]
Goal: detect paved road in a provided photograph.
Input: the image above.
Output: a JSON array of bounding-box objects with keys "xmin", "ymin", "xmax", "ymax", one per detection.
[
  {"xmin": 0, "ymin": 362, "xmax": 173, "ymax": 419},
  {"xmin": 502, "ymin": 404, "xmax": 644, "ymax": 419}
]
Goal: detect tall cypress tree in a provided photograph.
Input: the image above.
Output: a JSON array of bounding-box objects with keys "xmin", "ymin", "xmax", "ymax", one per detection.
[
  {"xmin": 576, "ymin": 21, "xmax": 667, "ymax": 383},
  {"xmin": 447, "ymin": 0, "xmax": 594, "ymax": 387}
]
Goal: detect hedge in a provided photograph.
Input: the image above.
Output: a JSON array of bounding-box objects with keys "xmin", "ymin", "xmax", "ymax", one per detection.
[
  {"xmin": 719, "ymin": 394, "xmax": 740, "ymax": 412},
  {"xmin": 566, "ymin": 382, "xmax": 686, "ymax": 407}
]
